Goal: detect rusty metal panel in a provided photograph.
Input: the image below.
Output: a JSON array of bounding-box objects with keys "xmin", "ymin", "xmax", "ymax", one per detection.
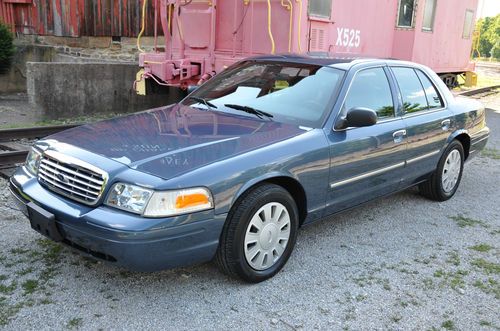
[{"xmin": 1, "ymin": 0, "xmax": 157, "ymax": 37}]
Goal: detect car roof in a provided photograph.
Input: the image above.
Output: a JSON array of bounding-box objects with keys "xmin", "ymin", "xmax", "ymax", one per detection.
[{"xmin": 248, "ymin": 53, "xmax": 416, "ymax": 70}]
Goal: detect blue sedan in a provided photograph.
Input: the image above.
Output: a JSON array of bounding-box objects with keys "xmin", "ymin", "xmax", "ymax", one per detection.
[{"xmin": 9, "ymin": 55, "xmax": 490, "ymax": 282}]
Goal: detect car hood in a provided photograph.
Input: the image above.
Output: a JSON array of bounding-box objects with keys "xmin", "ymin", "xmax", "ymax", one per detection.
[{"xmin": 44, "ymin": 104, "xmax": 307, "ymax": 180}]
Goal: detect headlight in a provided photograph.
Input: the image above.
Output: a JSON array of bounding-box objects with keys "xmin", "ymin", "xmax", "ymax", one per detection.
[
  {"xmin": 105, "ymin": 183, "xmax": 153, "ymax": 214},
  {"xmin": 105, "ymin": 184, "xmax": 213, "ymax": 217},
  {"xmin": 144, "ymin": 187, "xmax": 213, "ymax": 217},
  {"xmin": 25, "ymin": 149, "xmax": 41, "ymax": 175}
]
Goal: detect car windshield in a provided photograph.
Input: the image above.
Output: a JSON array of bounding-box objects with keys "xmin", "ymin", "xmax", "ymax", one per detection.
[{"xmin": 182, "ymin": 61, "xmax": 345, "ymax": 127}]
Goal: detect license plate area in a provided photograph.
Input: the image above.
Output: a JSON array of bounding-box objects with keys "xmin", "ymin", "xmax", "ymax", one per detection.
[{"xmin": 27, "ymin": 202, "xmax": 63, "ymax": 242}]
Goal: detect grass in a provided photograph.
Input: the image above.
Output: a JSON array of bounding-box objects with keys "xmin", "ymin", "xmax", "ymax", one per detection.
[
  {"xmin": 473, "ymin": 278, "xmax": 500, "ymax": 299},
  {"xmin": 441, "ymin": 320, "xmax": 456, "ymax": 330},
  {"xmin": 448, "ymin": 215, "xmax": 488, "ymax": 228},
  {"xmin": 0, "ymin": 239, "xmax": 65, "ymax": 327},
  {"xmin": 471, "ymin": 258, "xmax": 500, "ymax": 275},
  {"xmin": 481, "ymin": 148, "xmax": 500, "ymax": 160},
  {"xmin": 446, "ymin": 251, "xmax": 461, "ymax": 266},
  {"xmin": 0, "ymin": 282, "xmax": 17, "ymax": 295},
  {"xmin": 21, "ymin": 280, "xmax": 39, "ymax": 295},
  {"xmin": 469, "ymin": 244, "xmax": 494, "ymax": 252},
  {"xmin": 433, "ymin": 269, "xmax": 468, "ymax": 291},
  {"xmin": 66, "ymin": 317, "xmax": 83, "ymax": 330}
]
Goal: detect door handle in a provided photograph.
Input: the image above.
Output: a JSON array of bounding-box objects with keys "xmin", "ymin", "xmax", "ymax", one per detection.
[
  {"xmin": 441, "ymin": 119, "xmax": 451, "ymax": 130},
  {"xmin": 393, "ymin": 129, "xmax": 407, "ymax": 143}
]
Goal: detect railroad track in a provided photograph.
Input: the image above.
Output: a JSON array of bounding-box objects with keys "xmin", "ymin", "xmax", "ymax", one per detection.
[{"xmin": 0, "ymin": 124, "xmax": 78, "ymax": 178}]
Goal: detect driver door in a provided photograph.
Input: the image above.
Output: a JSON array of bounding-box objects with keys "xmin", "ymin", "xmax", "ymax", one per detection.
[{"xmin": 324, "ymin": 66, "xmax": 407, "ymax": 215}]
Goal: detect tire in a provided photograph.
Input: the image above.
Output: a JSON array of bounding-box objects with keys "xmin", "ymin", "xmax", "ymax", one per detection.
[
  {"xmin": 215, "ymin": 183, "xmax": 299, "ymax": 283},
  {"xmin": 419, "ymin": 140, "xmax": 464, "ymax": 201}
]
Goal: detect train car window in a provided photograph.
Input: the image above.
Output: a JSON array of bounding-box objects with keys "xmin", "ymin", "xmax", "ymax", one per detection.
[
  {"xmin": 422, "ymin": 0, "xmax": 437, "ymax": 31},
  {"xmin": 415, "ymin": 70, "xmax": 444, "ymax": 110},
  {"xmin": 391, "ymin": 67, "xmax": 429, "ymax": 114},
  {"xmin": 308, "ymin": 0, "xmax": 332, "ymax": 18},
  {"xmin": 343, "ymin": 68, "xmax": 395, "ymax": 119},
  {"xmin": 462, "ymin": 10, "xmax": 475, "ymax": 39},
  {"xmin": 397, "ymin": 0, "xmax": 415, "ymax": 28}
]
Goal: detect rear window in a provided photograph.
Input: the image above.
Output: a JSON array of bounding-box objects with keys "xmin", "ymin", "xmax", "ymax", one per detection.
[
  {"xmin": 391, "ymin": 67, "xmax": 429, "ymax": 114},
  {"xmin": 415, "ymin": 70, "xmax": 444, "ymax": 109}
]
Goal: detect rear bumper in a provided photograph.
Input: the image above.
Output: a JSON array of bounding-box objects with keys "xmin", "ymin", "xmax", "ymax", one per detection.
[
  {"xmin": 468, "ymin": 126, "xmax": 490, "ymax": 161},
  {"xmin": 9, "ymin": 168, "xmax": 226, "ymax": 272}
]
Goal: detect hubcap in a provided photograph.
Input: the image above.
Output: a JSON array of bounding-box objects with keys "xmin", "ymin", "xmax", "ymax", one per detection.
[
  {"xmin": 244, "ymin": 202, "xmax": 291, "ymax": 271},
  {"xmin": 442, "ymin": 149, "xmax": 461, "ymax": 193}
]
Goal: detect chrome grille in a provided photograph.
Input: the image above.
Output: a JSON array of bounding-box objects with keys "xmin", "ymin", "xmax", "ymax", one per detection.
[{"xmin": 37, "ymin": 151, "xmax": 107, "ymax": 206}]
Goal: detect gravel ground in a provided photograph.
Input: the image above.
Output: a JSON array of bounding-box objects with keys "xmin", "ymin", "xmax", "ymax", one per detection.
[{"xmin": 0, "ymin": 93, "xmax": 499, "ymax": 331}]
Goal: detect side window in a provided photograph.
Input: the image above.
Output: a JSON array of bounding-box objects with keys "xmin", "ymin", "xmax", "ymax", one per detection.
[
  {"xmin": 308, "ymin": 0, "xmax": 333, "ymax": 18},
  {"xmin": 416, "ymin": 70, "xmax": 444, "ymax": 109},
  {"xmin": 462, "ymin": 9, "xmax": 475, "ymax": 39},
  {"xmin": 391, "ymin": 67, "xmax": 429, "ymax": 114},
  {"xmin": 422, "ymin": 0, "xmax": 437, "ymax": 31},
  {"xmin": 344, "ymin": 68, "xmax": 395, "ymax": 119},
  {"xmin": 397, "ymin": 0, "xmax": 415, "ymax": 28}
]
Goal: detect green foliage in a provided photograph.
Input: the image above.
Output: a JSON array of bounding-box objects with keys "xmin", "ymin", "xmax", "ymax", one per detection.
[
  {"xmin": 473, "ymin": 14, "xmax": 500, "ymax": 59},
  {"xmin": 0, "ymin": 21, "xmax": 15, "ymax": 73}
]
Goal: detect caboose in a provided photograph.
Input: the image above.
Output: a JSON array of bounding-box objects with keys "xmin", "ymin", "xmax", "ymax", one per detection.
[{"xmin": 135, "ymin": 0, "xmax": 478, "ymax": 92}]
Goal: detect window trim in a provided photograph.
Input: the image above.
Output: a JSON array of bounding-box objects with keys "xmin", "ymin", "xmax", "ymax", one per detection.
[
  {"xmin": 389, "ymin": 66, "xmax": 447, "ymax": 118},
  {"xmin": 396, "ymin": 0, "xmax": 416, "ymax": 29},
  {"xmin": 333, "ymin": 65, "xmax": 398, "ymax": 131},
  {"xmin": 422, "ymin": 0, "xmax": 437, "ymax": 32}
]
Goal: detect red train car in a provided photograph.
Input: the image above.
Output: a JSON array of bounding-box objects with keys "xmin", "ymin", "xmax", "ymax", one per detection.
[
  {"xmin": 136, "ymin": 0, "xmax": 478, "ymax": 91},
  {"xmin": 0, "ymin": 0, "xmax": 478, "ymax": 89}
]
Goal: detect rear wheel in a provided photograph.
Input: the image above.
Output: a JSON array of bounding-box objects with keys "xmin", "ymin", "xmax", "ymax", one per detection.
[
  {"xmin": 215, "ymin": 184, "xmax": 299, "ymax": 283},
  {"xmin": 419, "ymin": 140, "xmax": 464, "ymax": 201}
]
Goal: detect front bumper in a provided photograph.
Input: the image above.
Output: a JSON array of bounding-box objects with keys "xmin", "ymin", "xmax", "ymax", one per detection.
[{"xmin": 9, "ymin": 167, "xmax": 227, "ymax": 272}]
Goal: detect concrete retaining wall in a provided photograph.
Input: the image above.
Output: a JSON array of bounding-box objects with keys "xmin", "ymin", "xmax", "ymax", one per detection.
[
  {"xmin": 27, "ymin": 62, "xmax": 184, "ymax": 119},
  {"xmin": 0, "ymin": 44, "xmax": 56, "ymax": 93}
]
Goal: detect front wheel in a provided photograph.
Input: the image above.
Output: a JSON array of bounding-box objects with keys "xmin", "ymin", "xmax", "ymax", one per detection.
[
  {"xmin": 419, "ymin": 140, "xmax": 464, "ymax": 201},
  {"xmin": 215, "ymin": 184, "xmax": 299, "ymax": 283}
]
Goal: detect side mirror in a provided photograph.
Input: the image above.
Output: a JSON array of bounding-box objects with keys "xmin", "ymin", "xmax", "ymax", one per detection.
[{"xmin": 337, "ymin": 107, "xmax": 377, "ymax": 129}]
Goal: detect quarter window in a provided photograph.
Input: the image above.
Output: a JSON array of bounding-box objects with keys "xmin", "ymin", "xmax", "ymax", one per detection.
[
  {"xmin": 462, "ymin": 10, "xmax": 475, "ymax": 39},
  {"xmin": 308, "ymin": 0, "xmax": 332, "ymax": 18},
  {"xmin": 397, "ymin": 0, "xmax": 415, "ymax": 28},
  {"xmin": 416, "ymin": 70, "xmax": 444, "ymax": 109},
  {"xmin": 344, "ymin": 68, "xmax": 395, "ymax": 119},
  {"xmin": 422, "ymin": 0, "xmax": 437, "ymax": 31},
  {"xmin": 392, "ymin": 67, "xmax": 429, "ymax": 114}
]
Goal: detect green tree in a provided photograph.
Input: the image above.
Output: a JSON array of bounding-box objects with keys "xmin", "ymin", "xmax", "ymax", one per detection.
[
  {"xmin": 474, "ymin": 14, "xmax": 500, "ymax": 59},
  {"xmin": 0, "ymin": 21, "xmax": 15, "ymax": 73}
]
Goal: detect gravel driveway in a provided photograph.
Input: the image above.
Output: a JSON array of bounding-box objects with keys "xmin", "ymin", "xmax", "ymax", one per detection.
[{"xmin": 0, "ymin": 93, "xmax": 499, "ymax": 331}]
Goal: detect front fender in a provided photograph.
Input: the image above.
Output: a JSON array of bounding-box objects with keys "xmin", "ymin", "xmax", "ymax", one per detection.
[{"xmin": 230, "ymin": 171, "xmax": 300, "ymax": 207}]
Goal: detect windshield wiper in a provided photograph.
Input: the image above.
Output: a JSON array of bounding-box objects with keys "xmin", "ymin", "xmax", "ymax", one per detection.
[
  {"xmin": 224, "ymin": 104, "xmax": 274, "ymax": 119},
  {"xmin": 187, "ymin": 96, "xmax": 218, "ymax": 110}
]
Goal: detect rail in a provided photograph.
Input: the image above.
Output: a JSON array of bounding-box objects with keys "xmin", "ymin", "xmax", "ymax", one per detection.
[{"xmin": 0, "ymin": 124, "xmax": 78, "ymax": 178}]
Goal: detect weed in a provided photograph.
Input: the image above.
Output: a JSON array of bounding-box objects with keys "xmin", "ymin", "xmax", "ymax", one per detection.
[
  {"xmin": 66, "ymin": 317, "xmax": 83, "ymax": 329},
  {"xmin": 473, "ymin": 278, "xmax": 500, "ymax": 299},
  {"xmin": 441, "ymin": 320, "xmax": 455, "ymax": 330},
  {"xmin": 21, "ymin": 280, "xmax": 39, "ymax": 295},
  {"xmin": 469, "ymin": 244, "xmax": 494, "ymax": 252},
  {"xmin": 0, "ymin": 281, "xmax": 17, "ymax": 295},
  {"xmin": 16, "ymin": 267, "xmax": 34, "ymax": 276},
  {"xmin": 472, "ymin": 258, "xmax": 500, "ymax": 275},
  {"xmin": 482, "ymin": 147, "xmax": 500, "ymax": 160},
  {"xmin": 448, "ymin": 215, "xmax": 488, "ymax": 228},
  {"xmin": 446, "ymin": 251, "xmax": 461, "ymax": 266}
]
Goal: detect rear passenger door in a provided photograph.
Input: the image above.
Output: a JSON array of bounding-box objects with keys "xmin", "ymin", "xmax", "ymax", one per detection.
[{"xmin": 390, "ymin": 66, "xmax": 452, "ymax": 186}]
